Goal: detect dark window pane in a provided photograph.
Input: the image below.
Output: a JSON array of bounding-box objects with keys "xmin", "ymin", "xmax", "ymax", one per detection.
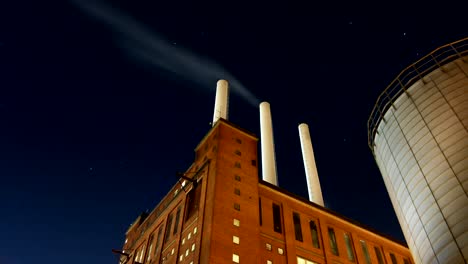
[
  {"xmin": 173, "ymin": 207, "xmax": 181, "ymax": 235},
  {"xmin": 293, "ymin": 212, "xmax": 303, "ymax": 242},
  {"xmin": 164, "ymin": 214, "xmax": 173, "ymax": 242},
  {"xmin": 403, "ymin": 258, "xmax": 411, "ymax": 264},
  {"xmin": 328, "ymin": 227, "xmax": 339, "ymax": 256},
  {"xmin": 185, "ymin": 180, "xmax": 202, "ymax": 222},
  {"xmin": 344, "ymin": 233, "xmax": 355, "ymax": 262},
  {"xmin": 360, "ymin": 240, "xmax": 371, "ymax": 264},
  {"xmin": 234, "ymin": 203, "xmax": 240, "ymax": 211},
  {"xmin": 259, "ymin": 198, "xmax": 262, "ymax": 226},
  {"xmin": 375, "ymin": 246, "xmax": 384, "ymax": 264},
  {"xmin": 234, "ymin": 188, "xmax": 240, "ymax": 195},
  {"xmin": 234, "ymin": 175, "xmax": 241, "ymax": 181},
  {"xmin": 155, "ymin": 228, "xmax": 162, "ymax": 256},
  {"xmin": 309, "ymin": 220, "xmax": 320, "ymax": 249},
  {"xmin": 272, "ymin": 203, "xmax": 282, "ymax": 233},
  {"xmin": 390, "ymin": 253, "xmax": 397, "ymax": 264}
]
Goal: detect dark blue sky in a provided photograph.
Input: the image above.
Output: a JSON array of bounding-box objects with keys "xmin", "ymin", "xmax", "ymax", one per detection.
[{"xmin": 1, "ymin": 1, "xmax": 467, "ymax": 263}]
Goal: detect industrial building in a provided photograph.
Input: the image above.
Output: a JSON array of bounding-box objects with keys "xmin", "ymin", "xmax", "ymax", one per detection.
[
  {"xmin": 115, "ymin": 79, "xmax": 414, "ymax": 264},
  {"xmin": 368, "ymin": 37, "xmax": 468, "ymax": 263}
]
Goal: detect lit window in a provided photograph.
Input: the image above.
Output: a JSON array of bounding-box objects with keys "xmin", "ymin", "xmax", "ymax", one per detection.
[
  {"xmin": 234, "ymin": 188, "xmax": 240, "ymax": 195},
  {"xmin": 233, "ymin": 219, "xmax": 240, "ymax": 227},
  {"xmin": 179, "ymin": 255, "xmax": 183, "ymax": 261},
  {"xmin": 124, "ymin": 238, "xmax": 128, "ymax": 244},
  {"xmin": 265, "ymin": 243, "xmax": 272, "ymax": 251},
  {"xmin": 191, "ymin": 243, "xmax": 195, "ymax": 251},
  {"xmin": 233, "ymin": 236, "xmax": 240, "ymax": 244},
  {"xmin": 188, "ymin": 232, "xmax": 192, "ymax": 240},
  {"xmin": 234, "ymin": 203, "xmax": 240, "ymax": 211},
  {"xmin": 360, "ymin": 240, "xmax": 371, "ymax": 264},
  {"xmin": 267, "ymin": 261, "xmax": 272, "ymax": 264},
  {"xmin": 193, "ymin": 227, "xmax": 197, "ymax": 234},
  {"xmin": 328, "ymin": 227, "xmax": 339, "ymax": 256},
  {"xmin": 344, "ymin": 233, "xmax": 355, "ymax": 262},
  {"xmin": 278, "ymin": 248, "xmax": 284, "ymax": 255},
  {"xmin": 233, "ymin": 253, "xmax": 240, "ymax": 263},
  {"xmin": 297, "ymin": 256, "xmax": 318, "ymax": 264},
  {"xmin": 171, "ymin": 248, "xmax": 175, "ymax": 255},
  {"xmin": 186, "ymin": 249, "xmax": 189, "ymax": 256},
  {"xmin": 182, "ymin": 238, "xmax": 185, "ymax": 245},
  {"xmin": 190, "ymin": 262, "xmax": 193, "ymax": 264}
]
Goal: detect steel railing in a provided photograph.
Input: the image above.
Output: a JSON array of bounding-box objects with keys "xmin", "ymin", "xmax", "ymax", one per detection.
[{"xmin": 367, "ymin": 37, "xmax": 468, "ymax": 153}]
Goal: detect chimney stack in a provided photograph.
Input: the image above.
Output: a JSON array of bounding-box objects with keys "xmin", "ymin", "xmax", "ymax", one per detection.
[
  {"xmin": 212, "ymin": 79, "xmax": 229, "ymax": 126},
  {"xmin": 298, "ymin": 123, "xmax": 324, "ymax": 206},
  {"xmin": 260, "ymin": 102, "xmax": 278, "ymax": 186}
]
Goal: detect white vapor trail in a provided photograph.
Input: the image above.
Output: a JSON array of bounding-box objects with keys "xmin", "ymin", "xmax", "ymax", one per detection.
[{"xmin": 71, "ymin": 0, "xmax": 260, "ymax": 107}]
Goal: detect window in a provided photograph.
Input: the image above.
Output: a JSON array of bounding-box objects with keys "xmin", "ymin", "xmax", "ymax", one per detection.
[
  {"xmin": 173, "ymin": 207, "xmax": 181, "ymax": 235},
  {"xmin": 182, "ymin": 238, "xmax": 185, "ymax": 245},
  {"xmin": 185, "ymin": 180, "xmax": 202, "ymax": 221},
  {"xmin": 344, "ymin": 233, "xmax": 355, "ymax": 262},
  {"xmin": 390, "ymin": 253, "xmax": 397, "ymax": 264},
  {"xmin": 234, "ymin": 188, "xmax": 240, "ymax": 195},
  {"xmin": 233, "ymin": 236, "xmax": 240, "ymax": 244},
  {"xmin": 235, "ymin": 150, "xmax": 241, "ymax": 156},
  {"xmin": 297, "ymin": 256, "xmax": 319, "ymax": 264},
  {"xmin": 146, "ymin": 234, "xmax": 154, "ymax": 262},
  {"xmin": 272, "ymin": 203, "xmax": 282, "ymax": 233},
  {"xmin": 188, "ymin": 232, "xmax": 191, "ymax": 240},
  {"xmin": 403, "ymin": 258, "xmax": 411, "ymax": 264},
  {"xmin": 251, "ymin": 160, "xmax": 257, "ymax": 166},
  {"xmin": 234, "ymin": 203, "xmax": 240, "ymax": 211},
  {"xmin": 259, "ymin": 198, "xmax": 263, "ymax": 226},
  {"xmin": 234, "ymin": 175, "xmax": 241, "ymax": 181},
  {"xmin": 293, "ymin": 212, "xmax": 303, "ymax": 242},
  {"xmin": 267, "ymin": 261, "xmax": 272, "ymax": 264},
  {"xmin": 277, "ymin": 248, "xmax": 284, "ymax": 255},
  {"xmin": 179, "ymin": 255, "xmax": 183, "ymax": 261},
  {"xmin": 193, "ymin": 227, "xmax": 197, "ymax": 234},
  {"xmin": 155, "ymin": 228, "xmax": 162, "ymax": 256},
  {"xmin": 235, "ymin": 138, "xmax": 242, "ymax": 144},
  {"xmin": 360, "ymin": 240, "xmax": 371, "ymax": 264},
  {"xmin": 375, "ymin": 246, "xmax": 384, "ymax": 264},
  {"xmin": 233, "ymin": 219, "xmax": 240, "ymax": 227},
  {"xmin": 328, "ymin": 227, "xmax": 339, "ymax": 256},
  {"xmin": 233, "ymin": 253, "xmax": 240, "ymax": 263},
  {"xmin": 185, "ymin": 249, "xmax": 189, "ymax": 256},
  {"xmin": 235, "ymin": 162, "xmax": 241, "ymax": 168},
  {"xmin": 265, "ymin": 243, "xmax": 272, "ymax": 251},
  {"xmin": 309, "ymin": 220, "xmax": 320, "ymax": 249},
  {"xmin": 191, "ymin": 243, "xmax": 195, "ymax": 251},
  {"xmin": 164, "ymin": 213, "xmax": 173, "ymax": 242}
]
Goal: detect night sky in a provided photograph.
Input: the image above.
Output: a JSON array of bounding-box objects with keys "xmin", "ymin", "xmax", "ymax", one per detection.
[{"xmin": 1, "ymin": 1, "xmax": 467, "ymax": 263}]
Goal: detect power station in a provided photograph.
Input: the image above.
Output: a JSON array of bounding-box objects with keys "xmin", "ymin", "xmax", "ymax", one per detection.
[
  {"xmin": 115, "ymin": 78, "xmax": 414, "ymax": 264},
  {"xmin": 368, "ymin": 37, "xmax": 468, "ymax": 264}
]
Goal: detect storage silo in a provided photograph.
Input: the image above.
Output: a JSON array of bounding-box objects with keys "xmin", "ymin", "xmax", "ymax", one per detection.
[{"xmin": 368, "ymin": 38, "xmax": 468, "ymax": 264}]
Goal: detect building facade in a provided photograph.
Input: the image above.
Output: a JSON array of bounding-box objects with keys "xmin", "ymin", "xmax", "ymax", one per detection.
[
  {"xmin": 368, "ymin": 38, "xmax": 468, "ymax": 263},
  {"xmin": 119, "ymin": 119, "xmax": 413, "ymax": 264}
]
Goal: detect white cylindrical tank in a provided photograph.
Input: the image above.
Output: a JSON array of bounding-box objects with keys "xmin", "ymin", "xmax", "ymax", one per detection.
[
  {"xmin": 260, "ymin": 102, "xmax": 278, "ymax": 186},
  {"xmin": 298, "ymin": 123, "xmax": 324, "ymax": 206},
  {"xmin": 369, "ymin": 41, "xmax": 468, "ymax": 264},
  {"xmin": 212, "ymin": 79, "xmax": 229, "ymax": 126}
]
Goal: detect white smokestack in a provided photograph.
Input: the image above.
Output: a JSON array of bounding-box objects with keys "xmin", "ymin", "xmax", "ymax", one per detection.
[
  {"xmin": 298, "ymin": 123, "xmax": 324, "ymax": 206},
  {"xmin": 212, "ymin": 79, "xmax": 229, "ymax": 126},
  {"xmin": 260, "ymin": 102, "xmax": 278, "ymax": 186}
]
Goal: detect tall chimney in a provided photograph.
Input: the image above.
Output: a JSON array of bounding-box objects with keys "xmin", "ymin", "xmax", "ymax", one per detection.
[
  {"xmin": 260, "ymin": 102, "xmax": 278, "ymax": 186},
  {"xmin": 212, "ymin": 79, "xmax": 229, "ymax": 126},
  {"xmin": 298, "ymin": 123, "xmax": 324, "ymax": 206}
]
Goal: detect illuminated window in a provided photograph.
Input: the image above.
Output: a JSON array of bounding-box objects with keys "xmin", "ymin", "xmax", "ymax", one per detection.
[
  {"xmin": 191, "ymin": 243, "xmax": 195, "ymax": 251},
  {"xmin": 265, "ymin": 243, "xmax": 272, "ymax": 251},
  {"xmin": 234, "ymin": 203, "xmax": 240, "ymax": 211},
  {"xmin": 272, "ymin": 203, "xmax": 282, "ymax": 233},
  {"xmin": 297, "ymin": 256, "xmax": 318, "ymax": 264},
  {"xmin": 193, "ymin": 227, "xmax": 197, "ymax": 234},
  {"xmin": 267, "ymin": 261, "xmax": 272, "ymax": 264},
  {"xmin": 233, "ymin": 253, "xmax": 240, "ymax": 263},
  {"xmin": 146, "ymin": 234, "xmax": 154, "ymax": 262},
  {"xmin": 234, "ymin": 188, "xmax": 240, "ymax": 196},
  {"xmin": 171, "ymin": 248, "xmax": 175, "ymax": 255},
  {"xmin": 293, "ymin": 212, "xmax": 303, "ymax": 242},
  {"xmin": 233, "ymin": 235, "xmax": 240, "ymax": 244},
  {"xmin": 179, "ymin": 255, "xmax": 183, "ymax": 261},
  {"xmin": 185, "ymin": 249, "xmax": 189, "ymax": 256},
  {"xmin": 344, "ymin": 233, "xmax": 355, "ymax": 262},
  {"xmin": 328, "ymin": 227, "xmax": 339, "ymax": 256},
  {"xmin": 309, "ymin": 220, "xmax": 320, "ymax": 249},
  {"xmin": 360, "ymin": 240, "xmax": 371, "ymax": 264},
  {"xmin": 278, "ymin": 248, "xmax": 284, "ymax": 255},
  {"xmin": 375, "ymin": 246, "xmax": 384, "ymax": 264},
  {"xmin": 233, "ymin": 219, "xmax": 240, "ymax": 227},
  {"xmin": 188, "ymin": 232, "xmax": 192, "ymax": 240},
  {"xmin": 182, "ymin": 238, "xmax": 185, "ymax": 245}
]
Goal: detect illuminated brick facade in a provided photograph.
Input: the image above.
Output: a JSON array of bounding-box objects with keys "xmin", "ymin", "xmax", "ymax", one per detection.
[{"xmin": 120, "ymin": 119, "xmax": 413, "ymax": 264}]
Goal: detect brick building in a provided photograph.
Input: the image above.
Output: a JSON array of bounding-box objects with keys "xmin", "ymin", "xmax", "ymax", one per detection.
[{"xmin": 117, "ymin": 118, "xmax": 414, "ymax": 264}]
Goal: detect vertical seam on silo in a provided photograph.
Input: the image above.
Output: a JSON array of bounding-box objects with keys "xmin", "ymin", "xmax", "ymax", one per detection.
[
  {"xmin": 402, "ymin": 86, "xmax": 467, "ymax": 261},
  {"xmin": 380, "ymin": 108, "xmax": 434, "ymax": 264}
]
